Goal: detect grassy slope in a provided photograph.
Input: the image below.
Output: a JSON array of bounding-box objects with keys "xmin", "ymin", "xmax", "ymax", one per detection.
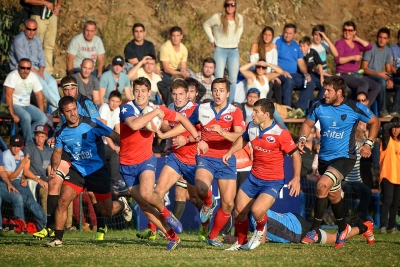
[{"xmin": 1, "ymin": 230, "xmax": 400, "ymax": 267}]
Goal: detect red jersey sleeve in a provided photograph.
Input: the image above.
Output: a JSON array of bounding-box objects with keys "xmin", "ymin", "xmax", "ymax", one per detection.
[{"xmin": 279, "ymin": 129, "xmax": 297, "ymax": 154}]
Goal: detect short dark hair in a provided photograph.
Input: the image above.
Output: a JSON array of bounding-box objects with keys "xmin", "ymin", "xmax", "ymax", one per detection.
[
  {"xmin": 58, "ymin": 96, "xmax": 76, "ymax": 113},
  {"xmin": 184, "ymin": 77, "xmax": 201, "ymax": 93},
  {"xmin": 254, "ymin": 98, "xmax": 275, "ymax": 118},
  {"xmin": 323, "ymin": 76, "xmax": 346, "ymax": 94},
  {"xmin": 133, "ymin": 77, "xmax": 151, "ymax": 91},
  {"xmin": 299, "ymin": 36, "xmax": 312, "ymax": 45},
  {"xmin": 84, "ymin": 20, "xmax": 97, "ymax": 30},
  {"xmin": 202, "ymin": 57, "xmax": 216, "ymax": 67},
  {"xmin": 377, "ymin": 27, "xmax": 390, "ymax": 38},
  {"xmin": 312, "ymin": 24, "xmax": 325, "ymax": 35},
  {"xmin": 212, "ymin": 78, "xmax": 231, "ymax": 93},
  {"xmin": 284, "ymin": 23, "xmax": 297, "ymax": 33},
  {"xmin": 145, "ymin": 54, "xmax": 157, "ymax": 61},
  {"xmin": 60, "ymin": 75, "xmax": 78, "ymax": 87},
  {"xmin": 343, "ymin": 21, "xmax": 356, "ymax": 31},
  {"xmin": 132, "ymin": 23, "xmax": 145, "ymax": 32},
  {"xmin": 171, "ymin": 79, "xmax": 188, "ymax": 93},
  {"xmin": 170, "ymin": 26, "xmax": 183, "ymax": 35},
  {"xmin": 108, "ymin": 90, "xmax": 122, "ymax": 100},
  {"xmin": 18, "ymin": 58, "xmax": 31, "ymax": 66}
]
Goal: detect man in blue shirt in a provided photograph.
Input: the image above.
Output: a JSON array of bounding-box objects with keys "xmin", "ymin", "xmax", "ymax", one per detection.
[
  {"xmin": 297, "ymin": 76, "xmax": 380, "ymax": 248},
  {"xmin": 45, "ymin": 96, "xmax": 130, "ymax": 247},
  {"xmin": 274, "ymin": 24, "xmax": 315, "ymax": 112},
  {"xmin": 9, "ymin": 19, "xmax": 60, "ymax": 113}
]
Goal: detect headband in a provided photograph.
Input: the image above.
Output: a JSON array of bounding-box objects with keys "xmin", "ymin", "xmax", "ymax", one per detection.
[{"xmin": 62, "ymin": 83, "xmax": 78, "ymax": 89}]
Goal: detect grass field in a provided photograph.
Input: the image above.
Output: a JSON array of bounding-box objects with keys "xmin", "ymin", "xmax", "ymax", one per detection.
[{"xmin": 1, "ymin": 229, "xmax": 399, "ymax": 267}]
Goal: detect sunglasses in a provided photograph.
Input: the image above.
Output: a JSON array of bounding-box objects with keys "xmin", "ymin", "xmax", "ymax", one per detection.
[
  {"xmin": 256, "ymin": 65, "xmax": 267, "ymax": 70},
  {"xmin": 357, "ymin": 98, "xmax": 367, "ymax": 102},
  {"xmin": 224, "ymin": 3, "xmax": 236, "ymax": 7},
  {"xmin": 19, "ymin": 66, "xmax": 31, "ymax": 70},
  {"xmin": 343, "ymin": 29, "xmax": 354, "ymax": 33},
  {"xmin": 26, "ymin": 27, "xmax": 37, "ymax": 31}
]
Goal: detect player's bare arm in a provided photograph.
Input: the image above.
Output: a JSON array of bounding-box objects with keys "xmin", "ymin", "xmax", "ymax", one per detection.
[
  {"xmin": 358, "ymin": 115, "xmax": 380, "ymax": 158},
  {"xmin": 174, "ymin": 112, "xmax": 209, "ymax": 154},
  {"xmin": 222, "ymin": 136, "xmax": 248, "ymax": 165},
  {"xmin": 288, "ymin": 150, "xmax": 301, "ymax": 197},
  {"xmin": 108, "ymin": 131, "xmax": 120, "ymax": 146},
  {"xmin": 211, "ymin": 125, "xmax": 243, "ymax": 142},
  {"xmin": 124, "ymin": 108, "xmax": 165, "ymax": 131},
  {"xmin": 50, "ymin": 148, "xmax": 63, "ymax": 179},
  {"xmin": 297, "ymin": 118, "xmax": 315, "ymax": 153}
]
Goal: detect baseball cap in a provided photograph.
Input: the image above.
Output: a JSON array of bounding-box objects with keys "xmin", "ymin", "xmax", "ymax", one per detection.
[
  {"xmin": 10, "ymin": 135, "xmax": 24, "ymax": 147},
  {"xmin": 112, "ymin": 55, "xmax": 124, "ymax": 65},
  {"xmin": 247, "ymin": 88, "xmax": 260, "ymax": 96},
  {"xmin": 33, "ymin": 125, "xmax": 49, "ymax": 136}
]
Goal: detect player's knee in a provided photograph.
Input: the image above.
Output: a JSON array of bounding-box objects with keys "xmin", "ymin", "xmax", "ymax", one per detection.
[
  {"xmin": 316, "ymin": 181, "xmax": 330, "ymax": 196},
  {"xmin": 221, "ymin": 201, "xmax": 234, "ymax": 213},
  {"xmin": 48, "ymin": 178, "xmax": 62, "ymax": 194}
]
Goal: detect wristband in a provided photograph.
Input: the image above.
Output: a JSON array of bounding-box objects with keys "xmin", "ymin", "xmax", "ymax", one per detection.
[
  {"xmin": 364, "ymin": 138, "xmax": 374, "ymax": 148},
  {"xmin": 194, "ymin": 136, "xmax": 201, "ymax": 143},
  {"xmin": 299, "ymin": 135, "xmax": 307, "ymax": 142}
]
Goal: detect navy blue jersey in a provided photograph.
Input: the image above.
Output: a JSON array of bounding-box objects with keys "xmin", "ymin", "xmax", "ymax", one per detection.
[
  {"xmin": 61, "ymin": 93, "xmax": 99, "ymax": 124},
  {"xmin": 54, "ymin": 116, "xmax": 112, "ymax": 176},
  {"xmin": 308, "ymin": 98, "xmax": 373, "ymax": 161}
]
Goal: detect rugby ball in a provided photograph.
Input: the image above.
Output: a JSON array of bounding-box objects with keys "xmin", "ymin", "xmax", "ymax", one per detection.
[{"xmin": 142, "ymin": 105, "xmax": 162, "ymax": 132}]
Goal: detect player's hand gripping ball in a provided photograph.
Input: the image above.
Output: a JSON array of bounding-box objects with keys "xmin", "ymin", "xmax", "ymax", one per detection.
[{"xmin": 142, "ymin": 105, "xmax": 162, "ymax": 132}]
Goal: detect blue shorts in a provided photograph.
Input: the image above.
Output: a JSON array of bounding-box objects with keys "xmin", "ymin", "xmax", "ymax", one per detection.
[
  {"xmin": 119, "ymin": 155, "xmax": 157, "ymax": 187},
  {"xmin": 240, "ymin": 172, "xmax": 284, "ymax": 199},
  {"xmin": 196, "ymin": 155, "xmax": 236, "ymax": 180},
  {"xmin": 165, "ymin": 152, "xmax": 196, "ymax": 185}
]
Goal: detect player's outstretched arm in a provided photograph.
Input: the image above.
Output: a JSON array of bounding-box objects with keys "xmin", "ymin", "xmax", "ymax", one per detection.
[
  {"xmin": 288, "ymin": 150, "xmax": 301, "ymax": 197},
  {"xmin": 222, "ymin": 136, "xmax": 248, "ymax": 166},
  {"xmin": 297, "ymin": 118, "xmax": 315, "ymax": 154},
  {"xmin": 50, "ymin": 148, "xmax": 63, "ymax": 179}
]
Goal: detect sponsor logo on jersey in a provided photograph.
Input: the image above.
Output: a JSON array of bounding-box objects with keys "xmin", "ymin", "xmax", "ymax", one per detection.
[
  {"xmin": 224, "ymin": 115, "xmax": 233, "ymax": 122},
  {"xmin": 204, "ymin": 127, "xmax": 230, "ymax": 132},
  {"xmin": 266, "ymin": 136, "xmax": 276, "ymax": 143},
  {"xmin": 202, "ymin": 115, "xmax": 210, "ymax": 118},
  {"xmin": 182, "ymin": 113, "xmax": 187, "ymax": 117},
  {"xmin": 73, "ymin": 150, "xmax": 93, "ymax": 160},
  {"xmin": 253, "ymin": 145, "xmax": 271, "ymax": 153},
  {"xmin": 322, "ymin": 130, "xmax": 344, "ymax": 139},
  {"xmin": 332, "ymin": 121, "xmax": 337, "ymax": 127},
  {"xmin": 341, "ymin": 114, "xmax": 347, "ymax": 121}
]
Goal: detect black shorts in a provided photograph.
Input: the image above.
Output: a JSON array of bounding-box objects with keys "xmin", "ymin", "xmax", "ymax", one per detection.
[
  {"xmin": 64, "ymin": 166, "xmax": 111, "ymax": 195},
  {"xmin": 318, "ymin": 157, "xmax": 356, "ymax": 192}
]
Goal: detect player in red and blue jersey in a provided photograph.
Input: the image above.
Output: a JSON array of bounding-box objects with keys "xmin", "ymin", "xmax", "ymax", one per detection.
[
  {"xmin": 222, "ymin": 98, "xmax": 301, "ymax": 251},
  {"xmin": 119, "ymin": 77, "xmax": 208, "ymax": 251},
  {"xmin": 45, "ymin": 96, "xmax": 126, "ymax": 247},
  {"xmin": 158, "ymin": 78, "xmax": 245, "ymax": 247}
]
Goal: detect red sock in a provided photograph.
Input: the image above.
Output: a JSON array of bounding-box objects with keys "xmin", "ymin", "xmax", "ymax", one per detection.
[
  {"xmin": 256, "ymin": 214, "xmax": 268, "ymax": 231},
  {"xmin": 165, "ymin": 228, "xmax": 178, "ymax": 241},
  {"xmin": 159, "ymin": 205, "xmax": 171, "ymax": 220},
  {"xmin": 235, "ymin": 218, "xmax": 249, "ymax": 245},
  {"xmin": 201, "ymin": 190, "xmax": 213, "ymax": 207},
  {"xmin": 208, "ymin": 209, "xmax": 231, "ymax": 239},
  {"xmin": 148, "ymin": 222, "xmax": 157, "ymax": 232}
]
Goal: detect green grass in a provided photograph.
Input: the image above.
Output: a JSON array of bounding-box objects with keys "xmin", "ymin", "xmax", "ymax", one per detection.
[{"xmin": 1, "ymin": 230, "xmax": 399, "ymax": 267}]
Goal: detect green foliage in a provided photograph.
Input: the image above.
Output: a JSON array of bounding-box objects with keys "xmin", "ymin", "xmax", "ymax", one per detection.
[{"xmin": 0, "ymin": 4, "xmax": 23, "ymax": 80}]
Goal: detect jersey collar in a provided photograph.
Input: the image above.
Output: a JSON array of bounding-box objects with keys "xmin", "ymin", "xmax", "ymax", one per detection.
[
  {"xmin": 210, "ymin": 101, "xmax": 230, "ymax": 120},
  {"xmin": 174, "ymin": 100, "xmax": 191, "ymax": 112},
  {"xmin": 258, "ymin": 121, "xmax": 276, "ymax": 138}
]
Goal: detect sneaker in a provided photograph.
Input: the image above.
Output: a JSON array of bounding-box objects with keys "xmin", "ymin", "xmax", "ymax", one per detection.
[
  {"xmin": 165, "ymin": 213, "xmax": 183, "ymax": 234},
  {"xmin": 200, "ymin": 195, "xmax": 217, "ymax": 223},
  {"xmin": 118, "ymin": 197, "xmax": 133, "ymax": 222},
  {"xmin": 206, "ymin": 236, "xmax": 225, "ymax": 247},
  {"xmin": 380, "ymin": 227, "xmax": 387, "ymax": 234},
  {"xmin": 379, "ymin": 110, "xmax": 391, "ymax": 118},
  {"xmin": 334, "ymin": 224, "xmax": 351, "ymax": 248},
  {"xmin": 199, "ymin": 224, "xmax": 208, "ymax": 242},
  {"xmin": 225, "ymin": 241, "xmax": 244, "ymax": 251},
  {"xmin": 112, "ymin": 180, "xmax": 128, "ymax": 194},
  {"xmin": 390, "ymin": 111, "xmax": 400, "ymax": 118},
  {"xmin": 44, "ymin": 238, "xmax": 62, "ymax": 247},
  {"xmin": 94, "ymin": 226, "xmax": 108, "ymax": 241},
  {"xmin": 301, "ymin": 230, "xmax": 319, "ymax": 244},
  {"xmin": 33, "ymin": 228, "xmax": 53, "ymax": 240},
  {"xmin": 165, "ymin": 238, "xmax": 182, "ymax": 251},
  {"xmin": 241, "ymin": 229, "xmax": 265, "ymax": 250},
  {"xmin": 136, "ymin": 228, "xmax": 156, "ymax": 241},
  {"xmin": 388, "ymin": 227, "xmax": 399, "ymax": 234},
  {"xmin": 82, "ymin": 223, "xmax": 91, "ymax": 232},
  {"xmin": 362, "ymin": 221, "xmax": 374, "ymax": 244}
]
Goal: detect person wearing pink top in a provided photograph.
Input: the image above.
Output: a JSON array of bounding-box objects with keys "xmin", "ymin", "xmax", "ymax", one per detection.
[{"xmin": 334, "ymin": 21, "xmax": 380, "ymax": 107}]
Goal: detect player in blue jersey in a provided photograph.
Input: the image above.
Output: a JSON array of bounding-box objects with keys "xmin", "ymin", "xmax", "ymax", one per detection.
[
  {"xmin": 45, "ymin": 96, "xmax": 128, "ymax": 247},
  {"xmin": 223, "ymin": 209, "xmax": 375, "ymax": 245},
  {"xmin": 297, "ymin": 76, "xmax": 380, "ymax": 248}
]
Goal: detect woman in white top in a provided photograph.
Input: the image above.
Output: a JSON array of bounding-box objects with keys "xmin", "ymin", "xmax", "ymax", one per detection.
[
  {"xmin": 203, "ymin": 0, "xmax": 243, "ymax": 103},
  {"xmin": 240, "ymin": 60, "xmax": 285, "ymax": 99},
  {"xmin": 249, "ymin": 27, "xmax": 282, "ymax": 103}
]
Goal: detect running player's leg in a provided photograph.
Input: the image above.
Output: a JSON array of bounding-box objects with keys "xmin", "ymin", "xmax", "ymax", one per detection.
[
  {"xmin": 195, "ymin": 168, "xmax": 214, "ymax": 220},
  {"xmin": 232, "ymin": 188, "xmax": 253, "ymax": 246},
  {"xmin": 173, "ymin": 178, "xmax": 188, "ymax": 220}
]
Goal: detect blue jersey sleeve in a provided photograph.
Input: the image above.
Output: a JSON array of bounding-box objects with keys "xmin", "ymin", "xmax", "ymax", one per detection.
[
  {"xmin": 120, "ymin": 104, "xmax": 136, "ymax": 122},
  {"xmin": 188, "ymin": 105, "xmax": 200, "ymax": 125},
  {"xmin": 85, "ymin": 100, "xmax": 100, "ymax": 119},
  {"xmin": 307, "ymin": 101, "xmax": 320, "ymax": 122},
  {"xmin": 242, "ymin": 123, "xmax": 251, "ymax": 141},
  {"xmin": 92, "ymin": 118, "xmax": 113, "ymax": 137},
  {"xmin": 355, "ymin": 102, "xmax": 373, "ymax": 123}
]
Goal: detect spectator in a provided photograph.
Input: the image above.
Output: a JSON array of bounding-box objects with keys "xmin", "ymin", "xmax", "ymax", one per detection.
[
  {"xmin": 127, "ymin": 54, "xmax": 162, "ymax": 104},
  {"xmin": 99, "ymin": 55, "xmax": 133, "ymax": 105},
  {"xmin": 195, "ymin": 57, "xmax": 216, "ymax": 102},
  {"xmin": 0, "ymin": 150, "xmax": 23, "ymax": 231},
  {"xmin": 24, "ymin": 0, "xmax": 63, "ymax": 75},
  {"xmin": 250, "ymin": 26, "xmax": 282, "ymax": 103},
  {"xmin": 72, "ymin": 58, "xmax": 100, "ymax": 103},
  {"xmin": 361, "ymin": 28, "xmax": 394, "ymax": 118},
  {"xmin": 379, "ymin": 117, "xmax": 400, "ymax": 234},
  {"xmin": 334, "ymin": 21, "xmax": 381, "ymax": 107},
  {"xmin": 66, "ymin": 20, "xmax": 105, "ymax": 77},
  {"xmin": 274, "ymin": 23, "xmax": 315, "ymax": 113},
  {"xmin": 3, "ymin": 135, "xmax": 47, "ymax": 231},
  {"xmin": 9, "ymin": 19, "xmax": 60, "ymax": 113},
  {"xmin": 185, "ymin": 77, "xmax": 206, "ymax": 103},
  {"xmin": 4, "ymin": 58, "xmax": 47, "ymax": 145},
  {"xmin": 203, "ymin": 0, "xmax": 243, "ymax": 103},
  {"xmin": 311, "ymin": 24, "xmax": 338, "ymax": 74},
  {"xmin": 389, "ymin": 30, "xmax": 400, "ymax": 118},
  {"xmin": 23, "ymin": 125, "xmax": 52, "ymax": 212},
  {"xmin": 98, "ymin": 91, "xmax": 123, "ymax": 184},
  {"xmin": 123, "ymin": 23, "xmax": 156, "ymax": 72}
]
